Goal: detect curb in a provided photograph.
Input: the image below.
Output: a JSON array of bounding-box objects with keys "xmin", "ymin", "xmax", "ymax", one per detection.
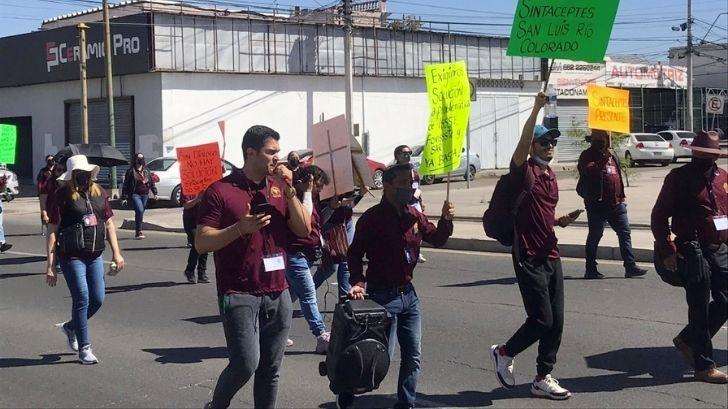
[{"xmin": 122, "ymin": 218, "xmax": 654, "ymax": 263}]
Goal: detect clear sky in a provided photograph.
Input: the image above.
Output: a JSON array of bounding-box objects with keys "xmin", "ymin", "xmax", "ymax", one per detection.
[{"xmin": 1, "ymin": 0, "xmax": 726, "ymax": 60}]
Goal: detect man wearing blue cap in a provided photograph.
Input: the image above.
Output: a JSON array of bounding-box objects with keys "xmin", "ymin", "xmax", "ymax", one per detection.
[{"xmin": 490, "ymin": 93, "xmax": 582, "ymax": 400}]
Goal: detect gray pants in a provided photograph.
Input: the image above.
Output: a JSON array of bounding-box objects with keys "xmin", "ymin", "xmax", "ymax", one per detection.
[{"xmin": 211, "ymin": 291, "xmax": 292, "ymax": 409}]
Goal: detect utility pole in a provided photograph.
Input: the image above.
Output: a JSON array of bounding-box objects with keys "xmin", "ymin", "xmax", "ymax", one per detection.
[
  {"xmin": 343, "ymin": 0, "xmax": 354, "ymax": 135},
  {"xmin": 103, "ymin": 0, "xmax": 118, "ymax": 190},
  {"xmin": 78, "ymin": 23, "xmax": 90, "ymax": 144},
  {"xmin": 686, "ymin": 0, "xmax": 694, "ymax": 131}
]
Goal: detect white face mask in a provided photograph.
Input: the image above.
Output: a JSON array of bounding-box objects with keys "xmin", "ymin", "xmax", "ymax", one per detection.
[{"xmin": 532, "ymin": 155, "xmax": 552, "ymax": 167}]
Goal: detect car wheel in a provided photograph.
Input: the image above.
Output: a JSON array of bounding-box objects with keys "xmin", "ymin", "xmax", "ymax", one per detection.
[
  {"xmin": 171, "ymin": 185, "xmax": 182, "ymax": 207},
  {"xmin": 625, "ymin": 152, "xmax": 635, "ymax": 167},
  {"xmin": 661, "ymin": 161, "xmax": 670, "ymax": 167},
  {"xmin": 463, "ymin": 165, "xmax": 477, "ymax": 181},
  {"xmin": 421, "ymin": 175, "xmax": 436, "ymax": 185},
  {"xmin": 372, "ymin": 169, "xmax": 384, "ymax": 190},
  {"xmin": 672, "ymin": 156, "xmax": 678, "ymax": 163}
]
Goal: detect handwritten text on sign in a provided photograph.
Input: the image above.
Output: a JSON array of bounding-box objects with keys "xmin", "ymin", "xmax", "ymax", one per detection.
[
  {"xmin": 0, "ymin": 124, "xmax": 18, "ymax": 165},
  {"xmin": 176, "ymin": 142, "xmax": 223, "ymax": 196},
  {"xmin": 506, "ymin": 0, "xmax": 620, "ymax": 63},
  {"xmin": 587, "ymin": 84, "xmax": 630, "ymax": 134},
  {"xmin": 420, "ymin": 61, "xmax": 471, "ymax": 176}
]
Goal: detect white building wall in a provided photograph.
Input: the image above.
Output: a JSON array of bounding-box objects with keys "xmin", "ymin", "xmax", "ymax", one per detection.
[
  {"xmin": 160, "ymin": 72, "xmax": 541, "ymax": 168},
  {"xmin": 0, "ymin": 72, "xmax": 163, "ymax": 179}
]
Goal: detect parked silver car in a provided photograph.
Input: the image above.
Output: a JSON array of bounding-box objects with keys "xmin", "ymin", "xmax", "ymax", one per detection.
[
  {"xmin": 614, "ymin": 133, "xmax": 674, "ymax": 167},
  {"xmin": 656, "ymin": 130, "xmax": 695, "ymax": 162},
  {"xmin": 0, "ymin": 166, "xmax": 19, "ymax": 201},
  {"xmin": 392, "ymin": 145, "xmax": 481, "ymax": 185},
  {"xmin": 144, "ymin": 156, "xmax": 234, "ymax": 207}
]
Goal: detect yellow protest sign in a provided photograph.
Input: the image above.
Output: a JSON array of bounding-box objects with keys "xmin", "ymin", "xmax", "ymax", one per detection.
[
  {"xmin": 420, "ymin": 61, "xmax": 471, "ymax": 176},
  {"xmin": 587, "ymin": 84, "xmax": 630, "ymax": 134}
]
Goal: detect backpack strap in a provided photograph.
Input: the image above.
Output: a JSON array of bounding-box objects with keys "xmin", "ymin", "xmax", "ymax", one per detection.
[{"xmin": 511, "ymin": 163, "xmax": 535, "ymax": 263}]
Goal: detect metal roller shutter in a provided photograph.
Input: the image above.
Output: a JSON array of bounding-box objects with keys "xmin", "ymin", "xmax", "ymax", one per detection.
[
  {"xmin": 66, "ymin": 97, "xmax": 134, "ymax": 186},
  {"xmin": 555, "ymin": 99, "xmax": 589, "ymax": 163}
]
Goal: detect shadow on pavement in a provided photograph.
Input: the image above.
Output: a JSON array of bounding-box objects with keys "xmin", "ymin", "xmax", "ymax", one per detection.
[
  {"xmin": 182, "ymin": 315, "xmax": 221, "ymax": 325},
  {"xmin": 123, "ymin": 246, "xmax": 188, "ymax": 252},
  {"xmin": 106, "ymin": 281, "xmax": 185, "ymax": 294},
  {"xmin": 0, "ymin": 256, "xmax": 46, "ymax": 266},
  {"xmin": 5, "ymin": 233, "xmax": 43, "ymax": 238},
  {"xmin": 142, "ymin": 346, "xmax": 227, "ymax": 364},
  {"xmin": 0, "ymin": 353, "xmax": 77, "ymax": 368},
  {"xmin": 440, "ymin": 277, "xmax": 517, "ymax": 287},
  {"xmin": 0, "ymin": 272, "xmax": 44, "ymax": 280}
]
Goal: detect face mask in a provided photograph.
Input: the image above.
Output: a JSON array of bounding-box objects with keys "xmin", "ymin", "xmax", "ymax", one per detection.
[
  {"xmin": 289, "ymin": 158, "xmax": 300, "ymax": 168},
  {"xmin": 532, "ymin": 155, "xmax": 552, "ymax": 167},
  {"xmin": 692, "ymin": 157, "xmax": 715, "ymax": 170},
  {"xmin": 136, "ymin": 158, "xmax": 145, "ymax": 166},
  {"xmin": 47, "ymin": 160, "xmax": 55, "ymax": 168},
  {"xmin": 393, "ymin": 187, "xmax": 415, "ymax": 207},
  {"xmin": 592, "ymin": 140, "xmax": 606, "ymax": 150},
  {"xmin": 74, "ymin": 173, "xmax": 91, "ymax": 189}
]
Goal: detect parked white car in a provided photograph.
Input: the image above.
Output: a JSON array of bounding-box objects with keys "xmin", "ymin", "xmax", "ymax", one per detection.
[
  {"xmin": 0, "ymin": 165, "xmax": 19, "ymax": 201},
  {"xmin": 391, "ymin": 145, "xmax": 482, "ymax": 185},
  {"xmin": 657, "ymin": 130, "xmax": 695, "ymax": 162},
  {"xmin": 143, "ymin": 156, "xmax": 234, "ymax": 207},
  {"xmin": 615, "ymin": 133, "xmax": 674, "ymax": 167}
]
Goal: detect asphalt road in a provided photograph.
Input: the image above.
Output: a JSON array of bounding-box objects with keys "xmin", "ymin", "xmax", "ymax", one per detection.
[{"xmin": 1, "ymin": 213, "xmax": 726, "ymax": 409}]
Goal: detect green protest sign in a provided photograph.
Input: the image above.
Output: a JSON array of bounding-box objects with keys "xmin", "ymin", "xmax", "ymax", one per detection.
[
  {"xmin": 420, "ymin": 61, "xmax": 471, "ymax": 176},
  {"xmin": 0, "ymin": 124, "xmax": 17, "ymax": 164},
  {"xmin": 506, "ymin": 0, "xmax": 620, "ymax": 63}
]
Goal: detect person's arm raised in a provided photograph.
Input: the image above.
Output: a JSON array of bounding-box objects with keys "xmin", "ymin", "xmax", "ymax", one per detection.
[{"xmin": 512, "ymin": 92, "xmax": 547, "ymax": 167}]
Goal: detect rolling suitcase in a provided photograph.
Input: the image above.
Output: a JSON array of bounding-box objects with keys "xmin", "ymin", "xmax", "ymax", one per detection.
[{"xmin": 319, "ymin": 297, "xmax": 392, "ymax": 395}]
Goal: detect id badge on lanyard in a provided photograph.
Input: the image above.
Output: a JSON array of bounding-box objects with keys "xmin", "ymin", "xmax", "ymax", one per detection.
[
  {"xmin": 713, "ymin": 215, "xmax": 728, "ymax": 231},
  {"xmin": 82, "ymin": 197, "xmax": 98, "ymax": 227},
  {"xmin": 263, "ymin": 253, "xmax": 286, "ymax": 272}
]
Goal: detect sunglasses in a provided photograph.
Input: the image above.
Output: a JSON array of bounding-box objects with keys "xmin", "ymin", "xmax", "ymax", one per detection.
[
  {"xmin": 537, "ymin": 139, "xmax": 558, "ymax": 148},
  {"xmin": 399, "ymin": 151, "xmax": 412, "ymax": 157}
]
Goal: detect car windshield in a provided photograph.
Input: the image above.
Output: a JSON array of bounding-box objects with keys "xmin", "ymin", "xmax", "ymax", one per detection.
[
  {"xmin": 146, "ymin": 158, "xmax": 176, "ymax": 171},
  {"xmin": 411, "ymin": 145, "xmax": 425, "ymax": 156},
  {"xmin": 635, "ymin": 134, "xmax": 664, "ymax": 142},
  {"xmin": 677, "ymin": 132, "xmax": 695, "ymax": 140}
]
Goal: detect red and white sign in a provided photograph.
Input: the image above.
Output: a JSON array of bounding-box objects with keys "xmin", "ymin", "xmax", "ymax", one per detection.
[
  {"xmin": 605, "ymin": 59, "xmax": 687, "ymax": 89},
  {"xmin": 176, "ymin": 142, "xmax": 223, "ymax": 196},
  {"xmin": 706, "ymin": 95, "xmax": 725, "ymax": 115}
]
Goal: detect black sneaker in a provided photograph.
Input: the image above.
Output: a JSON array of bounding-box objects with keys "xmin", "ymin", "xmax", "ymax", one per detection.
[
  {"xmin": 625, "ymin": 266, "xmax": 648, "ymax": 278},
  {"xmin": 184, "ymin": 271, "xmax": 196, "ymax": 284},
  {"xmin": 0, "ymin": 243, "xmax": 12, "ymax": 253},
  {"xmin": 336, "ymin": 394, "xmax": 355, "ymax": 409},
  {"xmin": 197, "ymin": 273, "xmax": 210, "ymax": 283},
  {"xmin": 584, "ymin": 270, "xmax": 604, "ymax": 280}
]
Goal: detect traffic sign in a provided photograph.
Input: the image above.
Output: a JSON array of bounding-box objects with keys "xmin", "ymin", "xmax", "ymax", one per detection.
[{"xmin": 706, "ymin": 95, "xmax": 725, "ymax": 115}]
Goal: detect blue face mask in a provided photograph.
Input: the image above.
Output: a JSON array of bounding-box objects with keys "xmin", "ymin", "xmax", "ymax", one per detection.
[{"xmin": 393, "ymin": 187, "xmax": 415, "ymax": 207}]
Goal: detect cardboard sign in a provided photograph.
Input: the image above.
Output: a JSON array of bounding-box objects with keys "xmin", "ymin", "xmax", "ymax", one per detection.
[
  {"xmin": 506, "ymin": 0, "xmax": 620, "ymax": 63},
  {"xmin": 350, "ymin": 135, "xmax": 374, "ymax": 189},
  {"xmin": 176, "ymin": 142, "xmax": 223, "ymax": 196},
  {"xmin": 312, "ymin": 115, "xmax": 354, "ymax": 200},
  {"xmin": 420, "ymin": 61, "xmax": 471, "ymax": 176},
  {"xmin": 0, "ymin": 124, "xmax": 17, "ymax": 164},
  {"xmin": 587, "ymin": 84, "xmax": 630, "ymax": 134}
]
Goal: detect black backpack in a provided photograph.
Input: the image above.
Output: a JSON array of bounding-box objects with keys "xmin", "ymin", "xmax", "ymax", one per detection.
[
  {"xmin": 319, "ymin": 298, "xmax": 392, "ymax": 395},
  {"xmin": 482, "ymin": 166, "xmax": 534, "ymax": 246}
]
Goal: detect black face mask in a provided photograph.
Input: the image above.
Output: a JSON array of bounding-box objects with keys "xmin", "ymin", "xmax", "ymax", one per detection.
[
  {"xmin": 74, "ymin": 173, "xmax": 91, "ymax": 189},
  {"xmin": 47, "ymin": 160, "xmax": 55, "ymax": 168},
  {"xmin": 289, "ymin": 158, "xmax": 300, "ymax": 168},
  {"xmin": 136, "ymin": 158, "xmax": 145, "ymax": 166},
  {"xmin": 592, "ymin": 140, "xmax": 606, "ymax": 150},
  {"xmin": 692, "ymin": 157, "xmax": 715, "ymax": 171}
]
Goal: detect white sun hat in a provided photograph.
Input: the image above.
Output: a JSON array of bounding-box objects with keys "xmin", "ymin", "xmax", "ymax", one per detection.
[{"xmin": 59, "ymin": 154, "xmax": 100, "ymax": 181}]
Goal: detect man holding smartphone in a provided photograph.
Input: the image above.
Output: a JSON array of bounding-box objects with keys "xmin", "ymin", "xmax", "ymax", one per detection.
[
  {"xmin": 195, "ymin": 125, "xmax": 311, "ymax": 409},
  {"xmin": 577, "ymin": 129, "xmax": 648, "ymax": 279},
  {"xmin": 490, "ymin": 93, "xmax": 581, "ymax": 400}
]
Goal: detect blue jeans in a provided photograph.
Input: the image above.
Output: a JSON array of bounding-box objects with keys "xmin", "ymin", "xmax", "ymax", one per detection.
[
  {"xmin": 60, "ymin": 256, "xmax": 105, "ymax": 347},
  {"xmin": 0, "ymin": 200, "xmax": 5, "ymax": 243},
  {"xmin": 131, "ymin": 193, "xmax": 148, "ymax": 234},
  {"xmin": 286, "ymin": 252, "xmax": 326, "ymax": 337},
  {"xmin": 368, "ymin": 284, "xmax": 422, "ymax": 407},
  {"xmin": 313, "ymin": 218, "xmax": 354, "ymax": 297},
  {"xmin": 585, "ymin": 202, "xmax": 636, "ymax": 271}
]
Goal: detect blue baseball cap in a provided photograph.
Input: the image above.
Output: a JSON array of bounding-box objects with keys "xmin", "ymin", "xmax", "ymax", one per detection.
[{"xmin": 534, "ymin": 124, "xmax": 561, "ymax": 140}]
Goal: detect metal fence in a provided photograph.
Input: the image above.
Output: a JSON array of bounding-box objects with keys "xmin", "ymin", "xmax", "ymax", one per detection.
[{"xmin": 152, "ymin": 13, "xmax": 541, "ymax": 80}]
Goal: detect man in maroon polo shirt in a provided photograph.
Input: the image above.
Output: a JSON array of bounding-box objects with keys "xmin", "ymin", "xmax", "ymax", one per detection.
[
  {"xmin": 490, "ymin": 93, "xmax": 582, "ymax": 400},
  {"xmin": 652, "ymin": 130, "xmax": 728, "ymax": 384},
  {"xmin": 577, "ymin": 129, "xmax": 648, "ymax": 279},
  {"xmin": 195, "ymin": 125, "xmax": 311, "ymax": 409},
  {"xmin": 342, "ymin": 163, "xmax": 454, "ymax": 409}
]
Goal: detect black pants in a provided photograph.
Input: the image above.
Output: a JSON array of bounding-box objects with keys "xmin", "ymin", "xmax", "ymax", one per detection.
[
  {"xmin": 678, "ymin": 243, "xmax": 728, "ymax": 371},
  {"xmin": 505, "ymin": 255, "xmax": 565, "ymax": 377},
  {"xmin": 211, "ymin": 292, "xmax": 292, "ymax": 409},
  {"xmin": 183, "ymin": 217, "xmax": 208, "ymax": 276}
]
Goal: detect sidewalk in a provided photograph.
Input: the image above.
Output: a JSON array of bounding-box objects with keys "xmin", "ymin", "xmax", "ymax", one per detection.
[{"xmin": 117, "ymin": 166, "xmax": 672, "ymax": 263}]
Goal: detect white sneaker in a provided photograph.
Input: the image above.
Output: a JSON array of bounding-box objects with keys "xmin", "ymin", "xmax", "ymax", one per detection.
[
  {"xmin": 315, "ymin": 332, "xmax": 331, "ymax": 355},
  {"xmin": 490, "ymin": 344, "xmax": 515, "ymax": 388},
  {"xmin": 58, "ymin": 321, "xmax": 78, "ymax": 352},
  {"xmin": 418, "ymin": 254, "xmax": 427, "ymax": 263},
  {"xmin": 531, "ymin": 374, "xmax": 571, "ymax": 400},
  {"xmin": 78, "ymin": 345, "xmax": 99, "ymax": 365},
  {"xmin": 286, "ymin": 338, "xmax": 294, "ymax": 347}
]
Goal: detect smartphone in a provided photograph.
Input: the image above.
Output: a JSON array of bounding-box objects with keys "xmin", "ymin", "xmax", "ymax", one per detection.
[
  {"xmin": 253, "ymin": 202, "xmax": 274, "ymax": 215},
  {"xmin": 568, "ymin": 209, "xmax": 585, "ymax": 218}
]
